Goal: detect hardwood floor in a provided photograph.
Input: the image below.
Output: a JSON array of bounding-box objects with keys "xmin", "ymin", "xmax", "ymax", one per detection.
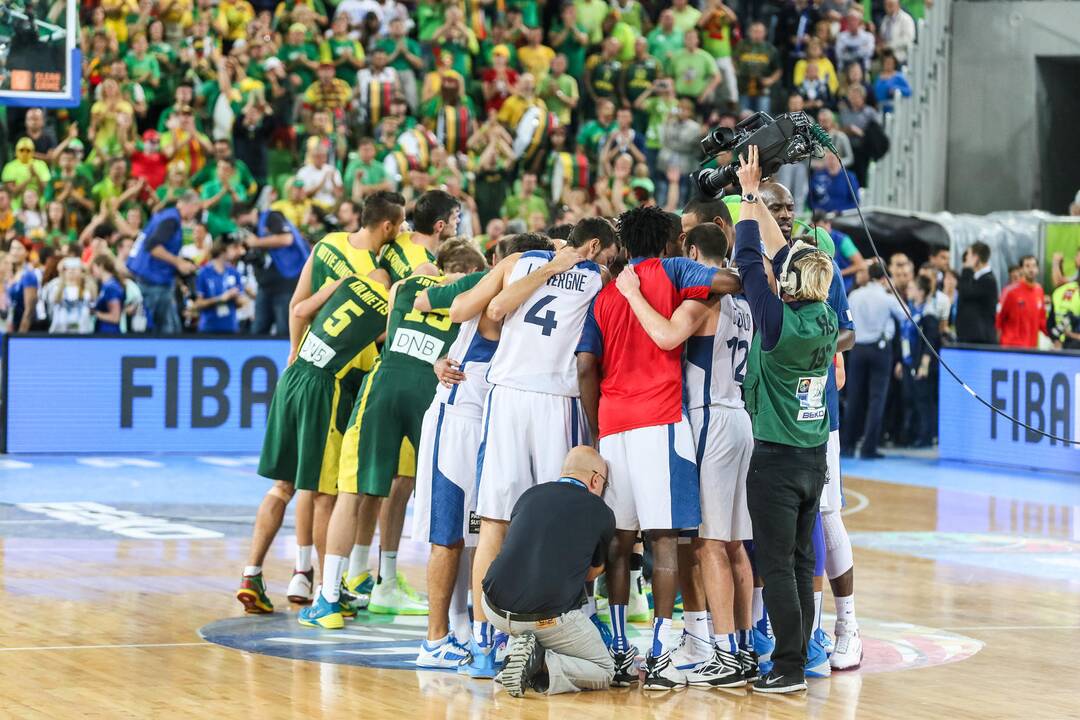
[{"xmin": 1, "ymin": 471, "xmax": 1078, "ymax": 719}]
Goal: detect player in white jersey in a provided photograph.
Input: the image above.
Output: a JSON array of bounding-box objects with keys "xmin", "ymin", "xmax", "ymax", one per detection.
[
  {"xmin": 617, "ymin": 222, "xmax": 757, "ymax": 688},
  {"xmin": 456, "ymin": 219, "xmax": 617, "ymax": 678},
  {"xmin": 409, "ymin": 234, "xmax": 556, "ymax": 669}
]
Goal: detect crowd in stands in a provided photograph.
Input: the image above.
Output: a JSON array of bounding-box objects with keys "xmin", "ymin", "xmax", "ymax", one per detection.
[{"xmin": 0, "ymin": 0, "xmax": 930, "ymax": 335}]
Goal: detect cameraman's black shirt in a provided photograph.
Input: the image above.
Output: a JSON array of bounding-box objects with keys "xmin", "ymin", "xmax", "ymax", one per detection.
[{"xmin": 483, "ymin": 481, "xmax": 615, "ymax": 617}]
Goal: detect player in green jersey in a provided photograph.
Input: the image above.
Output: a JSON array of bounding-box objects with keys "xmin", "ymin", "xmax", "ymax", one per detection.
[
  {"xmin": 299, "ymin": 238, "xmax": 487, "ymax": 628},
  {"xmin": 379, "ymin": 189, "xmax": 460, "ymax": 284},
  {"xmin": 236, "ymin": 274, "xmax": 390, "ymax": 616}
]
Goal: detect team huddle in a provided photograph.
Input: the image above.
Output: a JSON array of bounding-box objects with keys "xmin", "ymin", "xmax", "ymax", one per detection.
[{"xmin": 235, "ymin": 160, "xmax": 864, "ymax": 694}]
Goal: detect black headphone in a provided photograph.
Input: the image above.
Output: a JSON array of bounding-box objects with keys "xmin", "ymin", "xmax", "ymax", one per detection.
[{"xmin": 779, "ymin": 240, "xmax": 821, "ymax": 297}]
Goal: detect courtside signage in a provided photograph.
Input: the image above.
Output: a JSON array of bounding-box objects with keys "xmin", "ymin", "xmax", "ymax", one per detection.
[
  {"xmin": 939, "ymin": 347, "xmax": 1080, "ymax": 474},
  {"xmin": 3, "ymin": 336, "xmax": 289, "ymax": 453}
]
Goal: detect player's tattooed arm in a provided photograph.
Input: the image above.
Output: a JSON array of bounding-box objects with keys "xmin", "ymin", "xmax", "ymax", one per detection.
[
  {"xmin": 287, "ymin": 253, "xmax": 317, "ymax": 364},
  {"xmin": 576, "ymin": 352, "xmax": 601, "ymax": 447},
  {"xmin": 450, "ymin": 255, "xmax": 517, "ymax": 323},
  {"xmin": 487, "ymin": 247, "xmax": 582, "ymax": 322},
  {"xmin": 616, "ymin": 265, "xmax": 710, "ymax": 351},
  {"xmin": 292, "ymin": 275, "xmax": 347, "ymax": 323}
]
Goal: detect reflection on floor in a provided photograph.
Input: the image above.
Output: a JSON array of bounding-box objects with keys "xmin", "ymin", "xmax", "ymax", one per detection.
[{"xmin": 1, "ymin": 453, "xmax": 1078, "ymax": 718}]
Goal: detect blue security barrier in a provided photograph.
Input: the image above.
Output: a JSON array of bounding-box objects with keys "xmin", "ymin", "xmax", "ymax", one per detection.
[
  {"xmin": 939, "ymin": 346, "xmax": 1080, "ymax": 475},
  {"xmin": 2, "ymin": 336, "xmax": 290, "ymax": 453}
]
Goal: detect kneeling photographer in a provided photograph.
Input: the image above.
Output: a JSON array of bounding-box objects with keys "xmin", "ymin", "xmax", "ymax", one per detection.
[{"xmin": 232, "ymin": 202, "xmax": 311, "ymax": 336}]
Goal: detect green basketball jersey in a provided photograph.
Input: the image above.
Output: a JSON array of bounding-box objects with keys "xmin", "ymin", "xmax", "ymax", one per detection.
[
  {"xmin": 295, "ymin": 276, "xmax": 390, "ymax": 387},
  {"xmin": 744, "ymin": 301, "xmax": 838, "ymax": 448},
  {"xmin": 379, "ymin": 275, "xmax": 460, "ymax": 371},
  {"xmin": 311, "ymin": 232, "xmax": 380, "ymax": 291},
  {"xmin": 379, "ymin": 232, "xmax": 437, "ymax": 284}
]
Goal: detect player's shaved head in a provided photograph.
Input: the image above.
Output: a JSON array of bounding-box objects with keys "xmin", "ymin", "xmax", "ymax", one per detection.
[
  {"xmin": 760, "ymin": 181, "xmax": 795, "ymax": 242},
  {"xmin": 561, "ymin": 446, "xmax": 608, "ymax": 496}
]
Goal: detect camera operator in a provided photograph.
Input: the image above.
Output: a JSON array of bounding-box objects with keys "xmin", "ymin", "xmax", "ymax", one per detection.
[
  {"xmin": 231, "ymin": 201, "xmax": 311, "ymax": 336},
  {"xmin": 734, "ymin": 146, "xmax": 838, "ymax": 694}
]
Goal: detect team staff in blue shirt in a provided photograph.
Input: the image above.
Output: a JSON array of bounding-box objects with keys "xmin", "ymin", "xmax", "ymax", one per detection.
[
  {"xmin": 192, "ymin": 240, "xmax": 248, "ymax": 334},
  {"xmin": 90, "ymin": 254, "xmax": 126, "ymax": 334},
  {"xmin": 125, "ymin": 192, "xmax": 202, "ymax": 334}
]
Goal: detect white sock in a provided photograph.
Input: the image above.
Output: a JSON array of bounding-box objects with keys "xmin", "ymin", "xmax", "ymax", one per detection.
[
  {"xmin": 320, "ymin": 555, "xmax": 347, "ymax": 603},
  {"xmin": 712, "ymin": 633, "xmax": 737, "ymax": 654},
  {"xmin": 834, "ymin": 595, "xmax": 857, "ymax": 631},
  {"xmin": 425, "ymin": 634, "xmax": 449, "ymax": 649},
  {"xmin": 706, "ymin": 611, "xmax": 715, "ymax": 638},
  {"xmin": 243, "ymin": 565, "xmax": 261, "ymax": 577},
  {"xmin": 348, "ymin": 544, "xmax": 369, "ymax": 579},
  {"xmin": 652, "ymin": 617, "xmax": 675, "ymax": 655},
  {"xmin": 295, "ymin": 545, "xmax": 313, "ymax": 573},
  {"xmin": 630, "ymin": 568, "xmax": 643, "ymax": 594},
  {"xmin": 449, "ymin": 556, "xmax": 471, "ymax": 643},
  {"xmin": 379, "ymin": 550, "xmax": 398, "ymax": 582},
  {"xmin": 752, "ymin": 586, "xmax": 765, "ymax": 628},
  {"xmin": 683, "ymin": 610, "xmax": 708, "ymax": 643},
  {"xmin": 813, "ymin": 590, "xmax": 823, "ymax": 631}
]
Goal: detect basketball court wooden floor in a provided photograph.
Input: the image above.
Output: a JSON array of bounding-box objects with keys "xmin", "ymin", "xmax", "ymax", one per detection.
[{"xmin": 0, "ymin": 453, "xmax": 1077, "ymax": 719}]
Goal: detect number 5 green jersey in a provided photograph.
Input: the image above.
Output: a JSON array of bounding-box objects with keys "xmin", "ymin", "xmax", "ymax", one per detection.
[
  {"xmin": 296, "ymin": 276, "xmax": 391, "ymax": 387},
  {"xmin": 379, "ymin": 274, "xmax": 460, "ymax": 371}
]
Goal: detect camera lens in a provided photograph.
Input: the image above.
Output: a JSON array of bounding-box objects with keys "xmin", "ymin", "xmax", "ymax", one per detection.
[{"xmin": 700, "ymin": 127, "xmax": 736, "ymax": 157}]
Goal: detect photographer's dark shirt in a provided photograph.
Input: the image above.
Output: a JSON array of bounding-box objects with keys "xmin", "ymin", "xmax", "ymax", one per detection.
[{"xmin": 483, "ymin": 481, "xmax": 615, "ymax": 617}]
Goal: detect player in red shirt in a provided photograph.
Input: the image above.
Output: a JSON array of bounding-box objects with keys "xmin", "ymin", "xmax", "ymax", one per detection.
[
  {"xmin": 577, "ymin": 206, "xmax": 741, "ymax": 690},
  {"xmin": 995, "ymin": 255, "xmax": 1046, "ymax": 348}
]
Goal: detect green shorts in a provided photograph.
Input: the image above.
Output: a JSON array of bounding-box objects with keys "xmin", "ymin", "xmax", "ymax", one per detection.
[
  {"xmin": 258, "ymin": 363, "xmax": 352, "ymax": 494},
  {"xmin": 338, "ymin": 362, "xmax": 437, "ymax": 496}
]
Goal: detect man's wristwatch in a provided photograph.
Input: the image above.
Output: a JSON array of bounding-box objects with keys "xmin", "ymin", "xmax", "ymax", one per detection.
[{"xmin": 741, "ymin": 192, "xmax": 758, "ymax": 204}]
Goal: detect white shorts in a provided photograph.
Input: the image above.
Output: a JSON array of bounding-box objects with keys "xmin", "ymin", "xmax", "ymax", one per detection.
[
  {"xmin": 412, "ymin": 402, "xmax": 483, "ymax": 547},
  {"xmin": 820, "ymin": 429, "xmax": 844, "ymax": 512},
  {"xmin": 599, "ymin": 416, "xmax": 701, "ymax": 532},
  {"xmin": 689, "ymin": 405, "xmax": 753, "ymax": 542},
  {"xmin": 476, "ymin": 385, "xmax": 589, "ymax": 522}
]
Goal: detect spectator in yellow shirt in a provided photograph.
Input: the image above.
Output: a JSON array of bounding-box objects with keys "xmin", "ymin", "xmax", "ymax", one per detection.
[
  {"xmin": 216, "ymin": 0, "xmax": 255, "ymax": 42},
  {"xmin": 303, "ymin": 63, "xmax": 355, "ymax": 117},
  {"xmin": 793, "ymin": 38, "xmax": 840, "ymax": 95},
  {"xmin": 270, "ymin": 178, "xmax": 314, "ymax": 229},
  {"xmin": 518, "ymin": 27, "xmax": 556, "ymax": 80}
]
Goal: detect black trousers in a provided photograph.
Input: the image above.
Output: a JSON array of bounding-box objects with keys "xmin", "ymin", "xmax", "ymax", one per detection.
[
  {"xmin": 746, "ymin": 440, "xmax": 827, "ymax": 678},
  {"xmin": 841, "ymin": 343, "xmax": 892, "ymax": 456}
]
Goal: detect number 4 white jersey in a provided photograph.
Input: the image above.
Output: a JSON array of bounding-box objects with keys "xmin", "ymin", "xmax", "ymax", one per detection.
[
  {"xmin": 684, "ymin": 294, "xmax": 754, "ymax": 410},
  {"xmin": 486, "ymin": 250, "xmax": 603, "ymax": 397}
]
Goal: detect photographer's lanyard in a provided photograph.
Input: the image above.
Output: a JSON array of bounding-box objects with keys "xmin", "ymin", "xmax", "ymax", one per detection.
[{"xmin": 558, "ymin": 477, "xmax": 587, "ymax": 490}]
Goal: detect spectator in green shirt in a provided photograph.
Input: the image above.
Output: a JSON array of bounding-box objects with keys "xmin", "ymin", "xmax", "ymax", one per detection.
[
  {"xmin": 321, "ymin": 13, "xmax": 366, "ymax": 84},
  {"xmin": 190, "ymin": 139, "xmax": 257, "ymax": 196},
  {"xmin": 622, "ymin": 38, "xmax": 661, "ymax": 132},
  {"xmin": 670, "ymin": 30, "xmax": 723, "ymax": 104},
  {"xmin": 344, "ymin": 138, "xmax": 393, "ymax": 202},
  {"xmin": 200, "ymin": 157, "xmax": 248, "ymax": 237},
  {"xmin": 586, "ymin": 37, "xmax": 624, "ymax": 109},
  {"xmin": 376, "ymin": 18, "xmax": 425, "ymax": 112},
  {"xmin": 278, "ymin": 23, "xmax": 320, "ymax": 90},
  {"xmin": 125, "ymin": 32, "xmax": 162, "ymax": 107},
  {"xmin": 3, "ymin": 138, "xmax": 52, "ymax": 208},
  {"xmin": 734, "ymin": 21, "xmax": 782, "ymax": 113},
  {"xmin": 634, "ymin": 77, "xmax": 680, "ymax": 163},
  {"xmin": 648, "ymin": 9, "xmax": 685, "ymax": 72},
  {"xmin": 576, "ymin": 98, "xmax": 616, "ymax": 169},
  {"xmin": 500, "ymin": 171, "xmax": 549, "ymax": 223},
  {"xmin": 670, "ymin": 0, "xmax": 702, "ymax": 33},
  {"xmin": 549, "ymin": 4, "xmax": 590, "ymax": 81},
  {"xmin": 573, "ymin": 0, "xmax": 610, "ymax": 45},
  {"xmin": 612, "ymin": 0, "xmax": 648, "ymax": 33},
  {"xmin": 538, "ymin": 54, "xmax": 580, "ymax": 127}
]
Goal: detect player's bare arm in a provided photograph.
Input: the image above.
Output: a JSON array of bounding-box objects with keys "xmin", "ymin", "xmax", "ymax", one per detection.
[
  {"xmin": 291, "ymin": 276, "xmax": 348, "ymax": 322},
  {"xmin": 487, "ymin": 246, "xmax": 583, "ymax": 322},
  {"xmin": 576, "ymin": 351, "xmax": 601, "ymax": 446},
  {"xmin": 615, "ymin": 265, "xmax": 712, "ymax": 351},
  {"xmin": 449, "ymin": 255, "xmax": 517, "ymax": 323}
]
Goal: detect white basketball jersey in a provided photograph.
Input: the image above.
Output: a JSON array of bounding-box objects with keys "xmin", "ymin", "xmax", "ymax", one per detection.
[
  {"xmin": 433, "ymin": 316, "xmax": 498, "ymax": 418},
  {"xmin": 486, "ymin": 251, "xmax": 602, "ymax": 397},
  {"xmin": 684, "ymin": 294, "xmax": 754, "ymax": 410}
]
